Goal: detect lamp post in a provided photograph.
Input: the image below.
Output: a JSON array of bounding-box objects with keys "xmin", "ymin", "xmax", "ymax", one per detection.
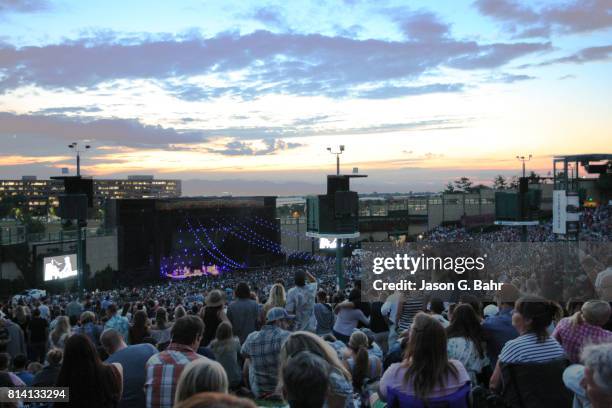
[
  {"xmin": 327, "ymin": 145, "xmax": 345, "ymax": 175},
  {"xmin": 292, "ymin": 211, "xmax": 300, "ymax": 252},
  {"xmin": 516, "ymin": 154, "xmax": 532, "ymax": 178},
  {"xmin": 68, "ymin": 142, "xmax": 91, "ymax": 176}
]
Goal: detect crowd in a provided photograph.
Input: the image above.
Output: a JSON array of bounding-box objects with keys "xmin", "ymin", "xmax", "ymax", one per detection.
[
  {"xmin": 423, "ymin": 204, "xmax": 611, "ymax": 243},
  {"xmin": 0, "ymin": 206, "xmax": 610, "ymax": 408},
  {"xmin": 2, "ymin": 265, "xmax": 612, "ymax": 408}
]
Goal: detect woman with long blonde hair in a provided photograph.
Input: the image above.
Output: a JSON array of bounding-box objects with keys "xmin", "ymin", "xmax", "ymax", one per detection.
[
  {"xmin": 263, "ymin": 283, "xmax": 286, "ymax": 319},
  {"xmin": 49, "ymin": 316, "xmax": 71, "ymax": 350},
  {"xmin": 278, "ymin": 331, "xmax": 353, "ymax": 408}
]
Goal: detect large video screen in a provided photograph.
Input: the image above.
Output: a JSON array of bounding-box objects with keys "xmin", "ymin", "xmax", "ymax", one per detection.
[
  {"xmin": 319, "ymin": 238, "xmax": 341, "ymax": 249},
  {"xmin": 43, "ymin": 254, "xmax": 78, "ymax": 281}
]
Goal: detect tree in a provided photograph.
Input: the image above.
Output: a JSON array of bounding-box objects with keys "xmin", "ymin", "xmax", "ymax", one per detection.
[
  {"xmin": 454, "ymin": 177, "xmax": 473, "ymax": 193},
  {"xmin": 21, "ymin": 214, "xmax": 45, "ymax": 234},
  {"xmin": 508, "ymin": 176, "xmax": 520, "ymax": 189},
  {"xmin": 0, "ymin": 195, "xmax": 28, "ymax": 219},
  {"xmin": 528, "ymin": 171, "xmax": 540, "ymax": 184},
  {"xmin": 443, "ymin": 182, "xmax": 455, "ymax": 193},
  {"xmin": 493, "ymin": 175, "xmax": 507, "ymax": 190}
]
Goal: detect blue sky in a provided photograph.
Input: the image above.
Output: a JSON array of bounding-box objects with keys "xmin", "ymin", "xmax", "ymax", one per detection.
[{"xmin": 0, "ymin": 0, "xmax": 611, "ymax": 194}]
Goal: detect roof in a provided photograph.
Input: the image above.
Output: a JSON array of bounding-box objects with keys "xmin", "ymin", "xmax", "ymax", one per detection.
[{"xmin": 553, "ymin": 154, "xmax": 612, "ymax": 162}]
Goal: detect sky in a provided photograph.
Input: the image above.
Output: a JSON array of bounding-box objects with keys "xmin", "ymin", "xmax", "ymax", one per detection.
[{"xmin": 0, "ymin": 0, "xmax": 611, "ymax": 195}]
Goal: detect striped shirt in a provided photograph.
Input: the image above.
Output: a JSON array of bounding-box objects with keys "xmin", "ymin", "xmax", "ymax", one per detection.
[
  {"xmin": 145, "ymin": 343, "xmax": 205, "ymax": 408},
  {"xmin": 396, "ymin": 298, "xmax": 424, "ymax": 333},
  {"xmin": 499, "ymin": 333, "xmax": 565, "ymax": 363}
]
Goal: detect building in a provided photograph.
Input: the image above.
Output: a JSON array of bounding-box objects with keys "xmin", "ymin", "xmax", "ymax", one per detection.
[
  {"xmin": 0, "ymin": 177, "xmax": 64, "ymax": 214},
  {"xmin": 0, "ymin": 175, "xmax": 181, "ymax": 214},
  {"xmin": 95, "ymin": 175, "xmax": 181, "ymax": 202}
]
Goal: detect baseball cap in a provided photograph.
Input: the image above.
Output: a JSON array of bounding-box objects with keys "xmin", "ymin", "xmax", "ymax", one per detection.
[{"xmin": 266, "ymin": 307, "xmax": 295, "ymax": 323}]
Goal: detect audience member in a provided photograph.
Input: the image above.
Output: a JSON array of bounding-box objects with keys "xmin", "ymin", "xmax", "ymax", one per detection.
[
  {"xmin": 101, "ymin": 328, "xmax": 158, "ymax": 408},
  {"xmin": 482, "ymin": 283, "xmax": 520, "ymax": 366},
  {"xmin": 227, "ymin": 282, "xmax": 261, "ymax": 344},
  {"xmin": 105, "ymin": 303, "xmax": 130, "ymax": 342},
  {"xmin": 209, "ymin": 321, "xmax": 242, "ymax": 390},
  {"xmin": 32, "ymin": 348, "xmax": 62, "ymax": 386},
  {"xmin": 286, "ymin": 270, "xmax": 318, "ymax": 332},
  {"xmin": 489, "ymin": 296, "xmax": 565, "ymax": 390},
  {"xmin": 446, "ymin": 304, "xmax": 489, "ymax": 384},
  {"xmin": 174, "ymin": 359, "xmax": 229, "ymax": 405},
  {"xmin": 56, "ymin": 334, "xmax": 123, "ymax": 408},
  {"xmin": 145, "ymin": 315, "xmax": 209, "ymax": 408},
  {"xmin": 378, "ymin": 313, "xmax": 470, "ymax": 402},
  {"xmin": 279, "ymin": 331, "xmax": 353, "ymax": 408},
  {"xmin": 12, "ymin": 354, "xmax": 33, "ymax": 385},
  {"xmin": 200, "ymin": 290, "xmax": 227, "ymax": 347},
  {"xmin": 174, "ymin": 392, "xmax": 256, "ymax": 408},
  {"xmin": 553, "ymin": 300, "xmax": 612, "ymax": 363},
  {"xmin": 282, "ymin": 351, "xmax": 330, "ymax": 408},
  {"xmin": 314, "ymin": 290, "xmax": 334, "ymax": 336},
  {"xmin": 241, "ymin": 307, "xmax": 292, "ymax": 399}
]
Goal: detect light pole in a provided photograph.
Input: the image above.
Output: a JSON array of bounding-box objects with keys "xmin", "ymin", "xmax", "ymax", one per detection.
[
  {"xmin": 68, "ymin": 142, "xmax": 91, "ymax": 176},
  {"xmin": 327, "ymin": 145, "xmax": 345, "ymax": 175},
  {"xmin": 292, "ymin": 211, "xmax": 300, "ymax": 252},
  {"xmin": 516, "ymin": 154, "xmax": 532, "ymax": 178}
]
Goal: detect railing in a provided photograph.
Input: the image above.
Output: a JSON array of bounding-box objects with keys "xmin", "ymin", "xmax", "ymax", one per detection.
[
  {"xmin": 1, "ymin": 226, "xmax": 116, "ymax": 245},
  {"xmin": 27, "ymin": 227, "xmax": 117, "ymax": 243},
  {"xmin": 0, "ymin": 226, "xmax": 26, "ymax": 245}
]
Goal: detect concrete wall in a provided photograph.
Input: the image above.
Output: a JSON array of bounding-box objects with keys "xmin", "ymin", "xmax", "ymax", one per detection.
[{"xmin": 86, "ymin": 233, "xmax": 118, "ymax": 277}]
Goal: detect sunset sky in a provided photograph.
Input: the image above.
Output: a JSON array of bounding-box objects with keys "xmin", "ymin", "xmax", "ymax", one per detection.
[{"xmin": 0, "ymin": 0, "xmax": 611, "ymax": 194}]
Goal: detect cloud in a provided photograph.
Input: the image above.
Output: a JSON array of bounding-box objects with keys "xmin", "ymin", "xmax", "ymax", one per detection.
[
  {"xmin": 448, "ymin": 42, "xmax": 551, "ymax": 69},
  {"xmin": 354, "ymin": 83, "xmax": 464, "ymax": 99},
  {"xmin": 520, "ymin": 44, "xmax": 612, "ymax": 67},
  {"xmin": 0, "ymin": 154, "xmax": 69, "ymax": 166},
  {"xmin": 0, "ymin": 29, "xmax": 551, "ymax": 99},
  {"xmin": 35, "ymin": 106, "xmax": 103, "ymax": 114},
  {"xmin": 251, "ymin": 6, "xmax": 286, "ymax": 29},
  {"xmin": 0, "ymin": 0, "xmax": 50, "ymax": 14},
  {"xmin": 0, "ymin": 112, "xmax": 206, "ymax": 147},
  {"xmin": 209, "ymin": 138, "xmax": 304, "ymax": 156},
  {"xmin": 474, "ymin": 0, "xmax": 612, "ymax": 38},
  {"xmin": 395, "ymin": 10, "xmax": 451, "ymax": 41},
  {"xmin": 489, "ymin": 73, "xmax": 536, "ymax": 83}
]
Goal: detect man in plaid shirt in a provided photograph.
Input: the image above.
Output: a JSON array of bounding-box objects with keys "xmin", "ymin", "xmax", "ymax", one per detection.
[
  {"xmin": 145, "ymin": 316, "xmax": 207, "ymax": 408},
  {"xmin": 241, "ymin": 307, "xmax": 293, "ymax": 399},
  {"xmin": 553, "ymin": 300, "xmax": 612, "ymax": 363}
]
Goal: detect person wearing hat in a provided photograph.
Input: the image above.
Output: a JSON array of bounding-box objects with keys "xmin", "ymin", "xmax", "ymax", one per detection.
[
  {"xmin": 482, "ymin": 283, "xmax": 520, "ymax": 367},
  {"xmin": 199, "ymin": 290, "xmax": 228, "ymax": 347},
  {"xmin": 241, "ymin": 307, "xmax": 293, "ymax": 399}
]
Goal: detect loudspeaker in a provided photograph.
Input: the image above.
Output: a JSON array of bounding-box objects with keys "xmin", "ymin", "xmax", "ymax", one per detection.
[
  {"xmin": 64, "ymin": 178, "xmax": 94, "ymax": 208},
  {"xmin": 327, "ymin": 176, "xmax": 350, "ymax": 196},
  {"xmin": 334, "ymin": 191, "xmax": 358, "ymax": 217},
  {"xmin": 58, "ymin": 194, "xmax": 88, "ymax": 220}
]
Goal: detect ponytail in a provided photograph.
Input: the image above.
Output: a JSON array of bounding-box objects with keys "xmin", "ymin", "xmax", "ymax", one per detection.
[{"xmin": 352, "ymin": 346, "xmax": 369, "ymax": 390}]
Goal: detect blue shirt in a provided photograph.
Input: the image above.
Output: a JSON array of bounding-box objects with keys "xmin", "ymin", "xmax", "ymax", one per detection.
[
  {"xmin": 106, "ymin": 343, "xmax": 158, "ymax": 408},
  {"xmin": 16, "ymin": 371, "xmax": 34, "ymax": 386},
  {"xmin": 105, "ymin": 314, "xmax": 130, "ymax": 342},
  {"xmin": 482, "ymin": 307, "xmax": 519, "ymax": 366}
]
